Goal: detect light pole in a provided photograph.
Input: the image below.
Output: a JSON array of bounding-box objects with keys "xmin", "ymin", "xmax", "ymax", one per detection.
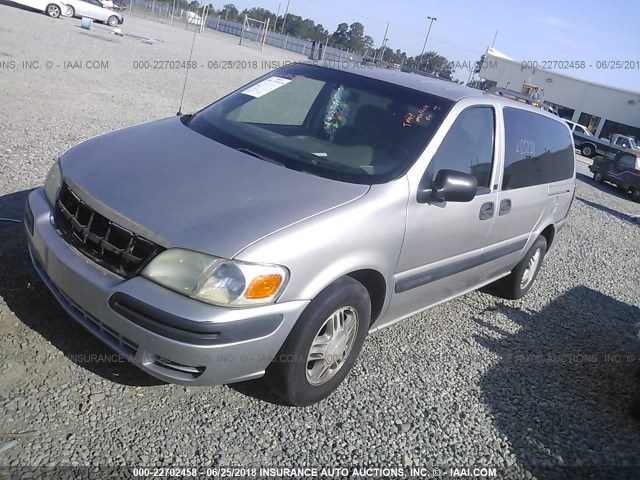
[
  {"xmin": 376, "ymin": 22, "xmax": 389, "ymax": 63},
  {"xmin": 280, "ymin": 0, "xmax": 290, "ymax": 33},
  {"xmin": 274, "ymin": 2, "xmax": 280, "ymax": 31},
  {"xmin": 419, "ymin": 16, "xmax": 437, "ymax": 71},
  {"xmin": 380, "ymin": 38, "xmax": 389, "ymax": 62}
]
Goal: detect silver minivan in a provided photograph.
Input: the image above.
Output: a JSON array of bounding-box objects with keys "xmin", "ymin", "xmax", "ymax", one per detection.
[{"xmin": 25, "ymin": 63, "xmax": 576, "ymax": 405}]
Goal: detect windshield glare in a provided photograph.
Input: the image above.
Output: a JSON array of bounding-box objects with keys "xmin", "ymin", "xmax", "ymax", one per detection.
[{"xmin": 187, "ymin": 64, "xmax": 453, "ymax": 184}]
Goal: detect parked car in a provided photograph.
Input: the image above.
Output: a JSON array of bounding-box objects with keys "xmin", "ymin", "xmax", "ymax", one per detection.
[
  {"xmin": 565, "ymin": 119, "xmax": 592, "ymax": 137},
  {"xmin": 63, "ymin": 0, "xmax": 123, "ymax": 25},
  {"xmin": 184, "ymin": 10, "xmax": 202, "ymax": 25},
  {"xmin": 573, "ymin": 130, "xmax": 638, "ymax": 158},
  {"xmin": 6, "ymin": 0, "xmax": 70, "ymax": 18},
  {"xmin": 104, "ymin": 0, "xmax": 124, "ymax": 10},
  {"xmin": 589, "ymin": 150, "xmax": 640, "ymax": 202},
  {"xmin": 25, "ymin": 64, "xmax": 576, "ymax": 406}
]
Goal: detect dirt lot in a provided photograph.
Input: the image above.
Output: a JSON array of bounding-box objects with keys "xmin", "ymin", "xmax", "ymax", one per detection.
[{"xmin": 0, "ymin": 5, "xmax": 639, "ymax": 477}]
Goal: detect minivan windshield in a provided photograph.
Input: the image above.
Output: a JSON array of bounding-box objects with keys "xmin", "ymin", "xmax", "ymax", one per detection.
[{"xmin": 187, "ymin": 63, "xmax": 454, "ymax": 184}]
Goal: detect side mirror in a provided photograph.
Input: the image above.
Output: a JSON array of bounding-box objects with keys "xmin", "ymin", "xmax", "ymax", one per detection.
[{"xmin": 417, "ymin": 169, "xmax": 478, "ymax": 203}]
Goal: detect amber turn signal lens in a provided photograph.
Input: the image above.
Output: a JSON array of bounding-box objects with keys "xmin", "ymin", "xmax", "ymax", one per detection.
[{"xmin": 245, "ymin": 274, "xmax": 283, "ymax": 299}]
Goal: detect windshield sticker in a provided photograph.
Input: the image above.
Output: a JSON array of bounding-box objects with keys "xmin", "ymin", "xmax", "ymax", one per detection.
[
  {"xmin": 241, "ymin": 76, "xmax": 292, "ymax": 98},
  {"xmin": 324, "ymin": 85, "xmax": 350, "ymax": 142},
  {"xmin": 403, "ymin": 104, "xmax": 435, "ymax": 127}
]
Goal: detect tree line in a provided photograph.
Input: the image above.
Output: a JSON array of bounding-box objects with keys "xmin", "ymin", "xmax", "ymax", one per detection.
[{"xmin": 166, "ymin": 1, "xmax": 454, "ymax": 78}]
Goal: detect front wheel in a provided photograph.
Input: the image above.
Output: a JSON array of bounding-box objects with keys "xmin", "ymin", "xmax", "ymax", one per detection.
[
  {"xmin": 45, "ymin": 3, "xmax": 61, "ymax": 17},
  {"xmin": 66, "ymin": 5, "xmax": 75, "ymax": 17},
  {"xmin": 107, "ymin": 15, "xmax": 119, "ymax": 26},
  {"xmin": 632, "ymin": 188, "xmax": 640, "ymax": 203},
  {"xmin": 486, "ymin": 236, "xmax": 547, "ymax": 300},
  {"xmin": 593, "ymin": 171, "xmax": 604, "ymax": 183},
  {"xmin": 265, "ymin": 276, "xmax": 370, "ymax": 406}
]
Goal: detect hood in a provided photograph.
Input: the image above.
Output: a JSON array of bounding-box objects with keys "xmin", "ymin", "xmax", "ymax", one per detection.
[{"xmin": 60, "ymin": 117, "xmax": 369, "ymax": 258}]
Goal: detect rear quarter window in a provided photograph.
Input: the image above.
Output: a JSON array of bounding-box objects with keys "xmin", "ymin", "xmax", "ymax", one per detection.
[{"xmin": 502, "ymin": 108, "xmax": 574, "ymax": 190}]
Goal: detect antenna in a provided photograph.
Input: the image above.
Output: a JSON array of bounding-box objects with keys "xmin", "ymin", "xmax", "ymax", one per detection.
[
  {"xmin": 177, "ymin": 17, "xmax": 200, "ymax": 116},
  {"xmin": 491, "ymin": 30, "xmax": 498, "ymax": 49}
]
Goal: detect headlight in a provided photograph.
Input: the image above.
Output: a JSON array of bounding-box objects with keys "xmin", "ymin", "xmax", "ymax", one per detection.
[
  {"xmin": 44, "ymin": 160, "xmax": 62, "ymax": 207},
  {"xmin": 141, "ymin": 248, "xmax": 288, "ymax": 307}
]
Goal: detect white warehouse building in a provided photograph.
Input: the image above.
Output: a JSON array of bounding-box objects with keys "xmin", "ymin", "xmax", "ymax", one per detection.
[{"xmin": 477, "ymin": 48, "xmax": 640, "ymax": 140}]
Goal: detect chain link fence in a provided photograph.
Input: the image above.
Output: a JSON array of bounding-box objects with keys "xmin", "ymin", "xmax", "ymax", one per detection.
[{"xmin": 125, "ymin": 0, "xmax": 364, "ymax": 63}]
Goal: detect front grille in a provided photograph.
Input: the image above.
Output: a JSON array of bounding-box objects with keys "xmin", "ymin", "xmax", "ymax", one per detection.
[
  {"xmin": 59, "ymin": 287, "xmax": 139, "ymax": 359},
  {"xmin": 54, "ymin": 183, "xmax": 163, "ymax": 278},
  {"xmin": 30, "ymin": 250, "xmax": 139, "ymax": 359}
]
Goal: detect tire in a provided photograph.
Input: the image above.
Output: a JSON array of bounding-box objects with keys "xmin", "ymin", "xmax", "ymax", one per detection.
[
  {"xmin": 632, "ymin": 189, "xmax": 640, "ymax": 203},
  {"xmin": 630, "ymin": 368, "xmax": 640, "ymax": 419},
  {"xmin": 593, "ymin": 171, "xmax": 604, "ymax": 183},
  {"xmin": 45, "ymin": 3, "xmax": 61, "ymax": 17},
  {"xmin": 581, "ymin": 144, "xmax": 595, "ymax": 158},
  {"xmin": 487, "ymin": 236, "xmax": 547, "ymax": 300},
  {"xmin": 107, "ymin": 15, "xmax": 119, "ymax": 26},
  {"xmin": 630, "ymin": 388, "xmax": 640, "ymax": 419},
  {"xmin": 66, "ymin": 5, "xmax": 75, "ymax": 17},
  {"xmin": 265, "ymin": 276, "xmax": 371, "ymax": 406}
]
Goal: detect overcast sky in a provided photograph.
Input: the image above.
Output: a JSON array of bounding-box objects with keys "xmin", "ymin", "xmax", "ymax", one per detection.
[{"xmin": 225, "ymin": 0, "xmax": 640, "ymax": 92}]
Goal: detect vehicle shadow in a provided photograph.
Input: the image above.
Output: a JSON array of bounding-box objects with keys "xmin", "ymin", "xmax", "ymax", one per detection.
[
  {"xmin": 576, "ymin": 197, "xmax": 639, "ymax": 225},
  {"xmin": 475, "ymin": 286, "xmax": 640, "ymax": 478},
  {"xmin": 0, "ymin": 189, "xmax": 162, "ymax": 387},
  {"xmin": 228, "ymin": 378, "xmax": 290, "ymax": 406},
  {"xmin": 576, "ymin": 172, "xmax": 631, "ymax": 202},
  {"xmin": 0, "ymin": 0, "xmax": 40, "ymax": 13}
]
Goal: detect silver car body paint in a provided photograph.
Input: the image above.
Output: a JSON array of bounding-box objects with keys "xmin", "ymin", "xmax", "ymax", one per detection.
[{"xmin": 25, "ymin": 64, "xmax": 576, "ymax": 385}]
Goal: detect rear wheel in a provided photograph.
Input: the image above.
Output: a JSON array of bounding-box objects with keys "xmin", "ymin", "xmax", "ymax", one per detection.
[
  {"xmin": 45, "ymin": 3, "xmax": 61, "ymax": 17},
  {"xmin": 107, "ymin": 15, "xmax": 119, "ymax": 26},
  {"xmin": 486, "ymin": 236, "xmax": 547, "ymax": 300},
  {"xmin": 265, "ymin": 276, "xmax": 370, "ymax": 406},
  {"xmin": 632, "ymin": 188, "xmax": 640, "ymax": 203},
  {"xmin": 593, "ymin": 171, "xmax": 604, "ymax": 183},
  {"xmin": 581, "ymin": 144, "xmax": 595, "ymax": 158},
  {"xmin": 66, "ymin": 5, "xmax": 75, "ymax": 16}
]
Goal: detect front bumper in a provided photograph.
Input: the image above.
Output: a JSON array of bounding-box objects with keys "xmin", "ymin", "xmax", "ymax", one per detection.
[{"xmin": 25, "ymin": 188, "xmax": 308, "ymax": 385}]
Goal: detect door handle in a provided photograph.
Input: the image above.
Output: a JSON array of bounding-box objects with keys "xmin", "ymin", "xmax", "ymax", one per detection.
[
  {"xmin": 499, "ymin": 199, "xmax": 512, "ymax": 216},
  {"xmin": 479, "ymin": 202, "xmax": 495, "ymax": 220}
]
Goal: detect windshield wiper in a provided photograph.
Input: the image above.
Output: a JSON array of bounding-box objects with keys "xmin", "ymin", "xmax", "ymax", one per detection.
[{"xmin": 235, "ymin": 147, "xmax": 285, "ymax": 167}]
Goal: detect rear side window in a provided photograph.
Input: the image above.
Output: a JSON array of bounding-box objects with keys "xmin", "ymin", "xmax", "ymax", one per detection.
[
  {"xmin": 430, "ymin": 107, "xmax": 495, "ymax": 189},
  {"xmin": 502, "ymin": 108, "xmax": 574, "ymax": 190}
]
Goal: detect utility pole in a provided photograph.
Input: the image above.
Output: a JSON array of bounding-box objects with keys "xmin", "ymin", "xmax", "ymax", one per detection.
[
  {"xmin": 280, "ymin": 0, "xmax": 290, "ymax": 33},
  {"xmin": 419, "ymin": 16, "xmax": 437, "ymax": 71},
  {"xmin": 378, "ymin": 22, "xmax": 389, "ymax": 63},
  {"xmin": 380, "ymin": 37, "xmax": 390, "ymax": 62}
]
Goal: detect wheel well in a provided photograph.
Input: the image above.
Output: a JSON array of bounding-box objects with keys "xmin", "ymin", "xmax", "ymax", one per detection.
[
  {"xmin": 347, "ymin": 269, "xmax": 386, "ymax": 324},
  {"xmin": 540, "ymin": 225, "xmax": 555, "ymax": 250}
]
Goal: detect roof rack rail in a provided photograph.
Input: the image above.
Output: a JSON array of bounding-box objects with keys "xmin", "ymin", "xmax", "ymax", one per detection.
[{"xmin": 484, "ymin": 87, "xmax": 556, "ymax": 114}]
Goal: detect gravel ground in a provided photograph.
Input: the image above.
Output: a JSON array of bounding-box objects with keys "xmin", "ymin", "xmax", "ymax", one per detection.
[{"xmin": 1, "ymin": 5, "xmax": 640, "ymax": 478}]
